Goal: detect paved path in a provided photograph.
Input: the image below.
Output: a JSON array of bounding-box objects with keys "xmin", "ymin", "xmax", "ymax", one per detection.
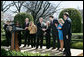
[{"xmin": 1, "ymin": 44, "xmax": 83, "ymax": 56}]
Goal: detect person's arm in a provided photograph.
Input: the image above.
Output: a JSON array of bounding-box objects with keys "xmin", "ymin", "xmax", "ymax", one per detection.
[
  {"xmin": 35, "ymin": 25, "xmax": 37, "ymax": 33},
  {"xmin": 57, "ymin": 27, "xmax": 62, "ymax": 30},
  {"xmin": 3, "ymin": 24, "xmax": 7, "ymax": 31},
  {"xmin": 28, "ymin": 26, "xmax": 32, "ymax": 31},
  {"xmin": 22, "ymin": 23, "xmax": 25, "ymax": 29},
  {"xmin": 64, "ymin": 21, "xmax": 70, "ymax": 39},
  {"xmin": 37, "ymin": 23, "xmax": 43, "ymax": 31}
]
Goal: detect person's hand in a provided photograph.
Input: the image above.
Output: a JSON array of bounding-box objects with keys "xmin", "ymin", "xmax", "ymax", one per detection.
[
  {"xmin": 60, "ymin": 23, "xmax": 63, "ymax": 26},
  {"xmin": 55, "ymin": 23, "xmax": 58, "ymax": 27},
  {"xmin": 42, "ymin": 28, "xmax": 46, "ymax": 31},
  {"xmin": 25, "ymin": 27, "xmax": 28, "ymax": 30},
  {"xmin": 61, "ymin": 19, "xmax": 64, "ymax": 24},
  {"xmin": 43, "ymin": 32, "xmax": 46, "ymax": 35},
  {"xmin": 58, "ymin": 27, "xmax": 61, "ymax": 29},
  {"xmin": 66, "ymin": 35, "xmax": 68, "ymax": 39}
]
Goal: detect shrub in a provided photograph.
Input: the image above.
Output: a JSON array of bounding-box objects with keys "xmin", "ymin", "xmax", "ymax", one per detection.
[
  {"xmin": 59, "ymin": 8, "xmax": 82, "ymax": 33},
  {"xmin": 1, "ymin": 48, "xmax": 50, "ymax": 56},
  {"xmin": 71, "ymin": 42, "xmax": 83, "ymax": 49},
  {"xmin": 14, "ymin": 12, "xmax": 34, "ymax": 26},
  {"xmin": 1, "ymin": 21, "xmax": 5, "ymax": 33},
  {"xmin": 1, "ymin": 48, "xmax": 7, "ymax": 56}
]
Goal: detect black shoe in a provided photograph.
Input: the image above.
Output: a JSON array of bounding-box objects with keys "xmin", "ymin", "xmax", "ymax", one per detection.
[
  {"xmin": 6, "ymin": 44, "xmax": 9, "ymax": 46},
  {"xmin": 23, "ymin": 45, "xmax": 26, "ymax": 47},
  {"xmin": 46, "ymin": 48, "xmax": 49, "ymax": 49},
  {"xmin": 40, "ymin": 47, "xmax": 42, "ymax": 49},
  {"xmin": 52, "ymin": 47, "xmax": 56, "ymax": 49},
  {"xmin": 28, "ymin": 45, "xmax": 29, "ymax": 47},
  {"xmin": 63, "ymin": 51, "xmax": 66, "ymax": 54},
  {"xmin": 34, "ymin": 45, "xmax": 35, "ymax": 47},
  {"xmin": 36, "ymin": 47, "xmax": 38, "ymax": 49},
  {"xmin": 31, "ymin": 46, "xmax": 33, "ymax": 48},
  {"xmin": 59, "ymin": 50, "xmax": 63, "ymax": 52}
]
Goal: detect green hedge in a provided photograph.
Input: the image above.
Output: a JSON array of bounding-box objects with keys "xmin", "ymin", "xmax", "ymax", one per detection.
[
  {"xmin": 59, "ymin": 8, "xmax": 82, "ymax": 33},
  {"xmin": 14, "ymin": 12, "xmax": 34, "ymax": 26},
  {"xmin": 1, "ymin": 21, "xmax": 5, "ymax": 33},
  {"xmin": 1, "ymin": 48, "xmax": 50, "ymax": 56},
  {"xmin": 71, "ymin": 42, "xmax": 83, "ymax": 49},
  {"xmin": 1, "ymin": 33, "xmax": 83, "ymax": 49}
]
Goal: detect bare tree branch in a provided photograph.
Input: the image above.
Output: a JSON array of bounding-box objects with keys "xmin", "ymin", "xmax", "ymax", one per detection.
[
  {"xmin": 1, "ymin": 1, "xmax": 13, "ymax": 13},
  {"xmin": 23, "ymin": 1, "xmax": 62, "ymax": 24}
]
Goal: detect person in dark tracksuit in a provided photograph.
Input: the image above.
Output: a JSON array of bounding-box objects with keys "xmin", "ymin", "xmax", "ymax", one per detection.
[
  {"xmin": 36, "ymin": 17, "xmax": 44, "ymax": 49},
  {"xmin": 15, "ymin": 21, "xmax": 22, "ymax": 46},
  {"xmin": 23, "ymin": 18, "xmax": 30, "ymax": 47},
  {"xmin": 62, "ymin": 12, "xmax": 72, "ymax": 56},
  {"xmin": 49, "ymin": 16, "xmax": 60, "ymax": 50},
  {"xmin": 45, "ymin": 21, "xmax": 51, "ymax": 49},
  {"xmin": 4, "ymin": 21, "xmax": 11, "ymax": 46}
]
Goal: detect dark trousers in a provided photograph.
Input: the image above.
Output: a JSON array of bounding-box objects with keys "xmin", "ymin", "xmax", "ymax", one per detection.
[
  {"xmin": 52, "ymin": 34, "xmax": 60, "ymax": 49},
  {"xmin": 5, "ymin": 31, "xmax": 11, "ymax": 46},
  {"xmin": 17, "ymin": 33, "xmax": 21, "ymax": 46},
  {"xmin": 63, "ymin": 35, "xmax": 71, "ymax": 56},
  {"xmin": 36, "ymin": 35, "xmax": 43, "ymax": 48},
  {"xmin": 56, "ymin": 36, "xmax": 60, "ymax": 49},
  {"xmin": 46, "ymin": 35, "xmax": 51, "ymax": 49},
  {"xmin": 24, "ymin": 32, "xmax": 30, "ymax": 46},
  {"xmin": 30, "ymin": 34, "xmax": 36, "ymax": 47}
]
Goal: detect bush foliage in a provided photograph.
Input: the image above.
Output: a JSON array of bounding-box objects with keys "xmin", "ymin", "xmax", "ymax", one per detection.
[
  {"xmin": 1, "ymin": 48, "xmax": 50, "ymax": 56},
  {"xmin": 14, "ymin": 12, "xmax": 34, "ymax": 26},
  {"xmin": 59, "ymin": 8, "xmax": 82, "ymax": 33}
]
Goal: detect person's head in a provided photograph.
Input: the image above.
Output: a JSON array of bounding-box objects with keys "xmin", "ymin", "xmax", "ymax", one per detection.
[
  {"xmin": 49, "ymin": 16, "xmax": 54, "ymax": 21},
  {"xmin": 46, "ymin": 21, "xmax": 50, "ymax": 26},
  {"xmin": 29, "ymin": 21, "xmax": 34, "ymax": 26},
  {"xmin": 16, "ymin": 21, "xmax": 19, "ymax": 25},
  {"xmin": 25, "ymin": 18, "xmax": 29, "ymax": 23},
  {"xmin": 58, "ymin": 18, "xmax": 63, "ymax": 24},
  {"xmin": 63, "ymin": 12, "xmax": 69, "ymax": 20},
  {"xmin": 39, "ymin": 17, "xmax": 43, "ymax": 23},
  {"xmin": 6, "ymin": 21, "xmax": 10, "ymax": 25}
]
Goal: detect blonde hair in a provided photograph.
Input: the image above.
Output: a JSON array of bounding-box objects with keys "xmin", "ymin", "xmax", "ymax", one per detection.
[
  {"xmin": 58, "ymin": 18, "xmax": 64, "ymax": 23},
  {"xmin": 29, "ymin": 21, "xmax": 34, "ymax": 26}
]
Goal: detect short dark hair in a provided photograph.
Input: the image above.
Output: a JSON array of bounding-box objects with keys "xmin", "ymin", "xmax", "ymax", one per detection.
[
  {"xmin": 49, "ymin": 15, "xmax": 54, "ymax": 18},
  {"xmin": 63, "ymin": 12, "xmax": 69, "ymax": 17},
  {"xmin": 7, "ymin": 21, "xmax": 10, "ymax": 23}
]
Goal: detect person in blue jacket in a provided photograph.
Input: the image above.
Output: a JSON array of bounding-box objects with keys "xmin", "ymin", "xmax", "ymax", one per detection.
[{"xmin": 56, "ymin": 18, "xmax": 64, "ymax": 52}]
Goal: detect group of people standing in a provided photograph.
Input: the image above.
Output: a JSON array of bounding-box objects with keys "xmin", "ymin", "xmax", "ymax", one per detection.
[{"xmin": 4, "ymin": 12, "xmax": 72, "ymax": 56}]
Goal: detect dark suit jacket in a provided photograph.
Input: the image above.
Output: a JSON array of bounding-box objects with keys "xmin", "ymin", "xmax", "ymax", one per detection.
[
  {"xmin": 4, "ymin": 24, "xmax": 10, "ymax": 32},
  {"xmin": 50, "ymin": 19, "xmax": 58, "ymax": 36},
  {"xmin": 36, "ymin": 22, "xmax": 44, "ymax": 36},
  {"xmin": 15, "ymin": 25, "xmax": 22, "ymax": 35},
  {"xmin": 4, "ymin": 24, "xmax": 8, "ymax": 31},
  {"xmin": 45, "ymin": 25, "xmax": 51, "ymax": 37},
  {"xmin": 62, "ymin": 17, "xmax": 72, "ymax": 36},
  {"xmin": 23, "ymin": 22, "xmax": 29, "ymax": 33}
]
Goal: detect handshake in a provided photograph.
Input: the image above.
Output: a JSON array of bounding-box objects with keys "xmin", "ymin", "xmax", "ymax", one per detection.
[{"xmin": 42, "ymin": 28, "xmax": 46, "ymax": 31}]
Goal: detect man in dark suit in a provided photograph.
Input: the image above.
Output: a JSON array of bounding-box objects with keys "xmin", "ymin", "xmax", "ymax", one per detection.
[
  {"xmin": 62, "ymin": 12, "xmax": 72, "ymax": 56},
  {"xmin": 36, "ymin": 17, "xmax": 44, "ymax": 49},
  {"xmin": 44, "ymin": 21, "xmax": 51, "ymax": 49},
  {"xmin": 23, "ymin": 18, "xmax": 30, "ymax": 47},
  {"xmin": 4, "ymin": 21, "xmax": 11, "ymax": 46},
  {"xmin": 49, "ymin": 16, "xmax": 60, "ymax": 49}
]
